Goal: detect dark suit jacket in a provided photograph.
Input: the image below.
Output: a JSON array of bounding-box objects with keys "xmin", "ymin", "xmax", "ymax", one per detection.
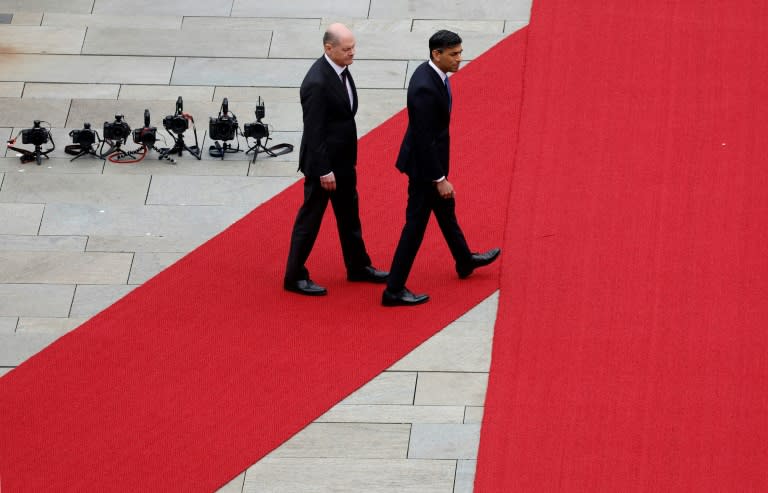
[
  {"xmin": 395, "ymin": 61, "xmax": 451, "ymax": 182},
  {"xmin": 298, "ymin": 56, "xmax": 358, "ymax": 177}
]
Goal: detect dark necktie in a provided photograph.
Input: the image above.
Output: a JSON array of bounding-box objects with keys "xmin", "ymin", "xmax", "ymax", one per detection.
[
  {"xmin": 341, "ymin": 68, "xmax": 353, "ymax": 108},
  {"xmin": 445, "ymin": 76, "xmax": 452, "ymax": 112}
]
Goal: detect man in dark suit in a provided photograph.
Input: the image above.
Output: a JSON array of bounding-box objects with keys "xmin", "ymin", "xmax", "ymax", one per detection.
[
  {"xmin": 284, "ymin": 23, "xmax": 388, "ymax": 296},
  {"xmin": 382, "ymin": 30, "xmax": 501, "ymax": 306}
]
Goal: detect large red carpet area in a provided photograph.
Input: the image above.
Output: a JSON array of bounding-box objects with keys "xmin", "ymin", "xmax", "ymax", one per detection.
[
  {"xmin": 0, "ymin": 29, "xmax": 525, "ymax": 493},
  {"xmin": 476, "ymin": 1, "xmax": 768, "ymax": 491},
  {"xmin": 3, "ymin": 0, "xmax": 767, "ymax": 490}
]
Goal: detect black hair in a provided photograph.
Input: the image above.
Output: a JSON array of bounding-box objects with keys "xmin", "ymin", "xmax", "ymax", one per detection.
[{"xmin": 429, "ymin": 30, "xmax": 462, "ymax": 60}]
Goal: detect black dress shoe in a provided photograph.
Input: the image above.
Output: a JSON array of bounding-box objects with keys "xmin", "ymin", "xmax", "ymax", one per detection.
[
  {"xmin": 347, "ymin": 265, "xmax": 389, "ymax": 283},
  {"xmin": 382, "ymin": 287, "xmax": 429, "ymax": 306},
  {"xmin": 284, "ymin": 279, "xmax": 327, "ymax": 296},
  {"xmin": 457, "ymin": 247, "xmax": 501, "ymax": 279}
]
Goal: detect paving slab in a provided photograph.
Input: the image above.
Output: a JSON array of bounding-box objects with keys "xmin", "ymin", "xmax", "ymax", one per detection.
[
  {"xmin": 408, "ymin": 423, "xmax": 481, "ymax": 459},
  {"xmin": 0, "ymin": 203, "xmax": 44, "ymax": 235},
  {"xmin": 42, "ymin": 13, "xmax": 182, "ymax": 29},
  {"xmin": 414, "ymin": 372, "xmax": 488, "ymax": 406},
  {"xmin": 505, "ymin": 20, "xmax": 528, "ymax": 33},
  {"xmin": 0, "ymin": 332, "xmax": 60, "ymax": 366},
  {"xmin": 0, "ymin": 26, "xmax": 85, "ymax": 54},
  {"xmin": 86, "ymin": 234, "xmax": 207, "ymax": 253},
  {"xmin": 389, "ymin": 320, "xmax": 492, "ymax": 372},
  {"xmin": 0, "ymin": 157, "xmax": 105, "ymax": 174},
  {"xmin": 92, "ymin": 0, "xmax": 233, "ymax": 17},
  {"xmin": 103, "ymin": 157, "xmax": 250, "ymax": 176},
  {"xmin": 0, "ymin": 234, "xmax": 87, "ymax": 251},
  {"xmin": 83, "ymin": 27, "xmax": 272, "ymax": 58},
  {"xmin": 16, "ymin": 316, "xmax": 86, "ymax": 334},
  {"xmin": 182, "ymin": 16, "xmax": 319, "ymax": 31},
  {"xmin": 316, "ymin": 404, "xmax": 465, "ymax": 424},
  {"xmin": 269, "ymin": 423, "xmax": 411, "ymax": 459},
  {"xmin": 171, "ymin": 58, "xmax": 407, "ymax": 89},
  {"xmin": 70, "ymin": 283, "xmax": 136, "ymax": 318},
  {"xmin": 0, "ymin": 316, "xmax": 17, "ymax": 333},
  {"xmin": 231, "ymin": 0, "xmax": 368, "ymax": 18},
  {"xmin": 464, "ymin": 406, "xmax": 484, "ymax": 424},
  {"xmin": 0, "ymin": 173, "xmax": 150, "ymax": 205},
  {"xmin": 119, "ymin": 85, "xmax": 215, "ymax": 101},
  {"xmin": 23, "ymin": 83, "xmax": 120, "ymax": 99},
  {"xmin": 270, "ymin": 29, "xmax": 505, "ymax": 60},
  {"xmin": 369, "ymin": 0, "xmax": 532, "ymax": 21},
  {"xmin": 411, "ymin": 19, "xmax": 506, "ymax": 34},
  {"xmin": 0, "ymin": 0, "xmax": 93, "ymax": 14},
  {"xmin": 127, "ymin": 251, "xmax": 185, "ymax": 284},
  {"xmin": 242, "ymin": 458, "xmax": 455, "ymax": 493},
  {"xmin": 9, "ymin": 12, "xmax": 42, "ymax": 25},
  {"xmin": 248, "ymin": 160, "xmax": 302, "ymax": 178},
  {"xmin": 0, "ymin": 81, "xmax": 23, "ymax": 97},
  {"xmin": 340, "ymin": 371, "xmax": 417, "ymax": 405},
  {"xmin": 454, "ymin": 459, "xmax": 477, "ymax": 493},
  {"xmin": 217, "ymin": 473, "xmax": 245, "ymax": 493},
  {"xmin": 0, "ymin": 98, "xmax": 71, "ymax": 127},
  {"xmin": 0, "ymin": 251, "xmax": 132, "ymax": 283},
  {"xmin": 213, "ymin": 87, "xmax": 299, "ymax": 104},
  {"xmin": 0, "ymin": 55, "xmax": 174, "ymax": 84},
  {"xmin": 146, "ymin": 175, "xmax": 295, "ymax": 206},
  {"xmin": 319, "ymin": 18, "xmax": 413, "ymax": 33},
  {"xmin": 0, "ymin": 283, "xmax": 74, "ymax": 317},
  {"xmin": 39, "ymin": 203, "xmax": 252, "ymax": 237}
]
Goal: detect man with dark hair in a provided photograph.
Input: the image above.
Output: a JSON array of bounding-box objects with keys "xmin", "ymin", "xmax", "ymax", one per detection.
[
  {"xmin": 382, "ymin": 30, "xmax": 500, "ymax": 306},
  {"xmin": 284, "ymin": 23, "xmax": 388, "ymax": 296}
]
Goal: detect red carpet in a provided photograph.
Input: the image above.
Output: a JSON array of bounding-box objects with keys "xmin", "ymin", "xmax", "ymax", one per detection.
[
  {"xmin": 476, "ymin": 1, "xmax": 768, "ymax": 491},
  {"xmin": 0, "ymin": 32, "xmax": 527, "ymax": 491}
]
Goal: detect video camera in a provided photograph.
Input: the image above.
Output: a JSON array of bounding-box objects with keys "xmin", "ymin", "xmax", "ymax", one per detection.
[
  {"xmin": 132, "ymin": 109, "xmax": 158, "ymax": 147},
  {"xmin": 103, "ymin": 114, "xmax": 131, "ymax": 142},
  {"xmin": 208, "ymin": 97, "xmax": 238, "ymax": 142},
  {"xmin": 22, "ymin": 120, "xmax": 51, "ymax": 146},
  {"xmin": 243, "ymin": 98, "xmax": 268, "ymax": 140},
  {"xmin": 163, "ymin": 96, "xmax": 189, "ymax": 134}
]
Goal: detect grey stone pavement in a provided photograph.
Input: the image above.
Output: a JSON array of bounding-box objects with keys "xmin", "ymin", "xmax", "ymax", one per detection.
[{"xmin": 0, "ymin": 1, "xmax": 530, "ymax": 491}]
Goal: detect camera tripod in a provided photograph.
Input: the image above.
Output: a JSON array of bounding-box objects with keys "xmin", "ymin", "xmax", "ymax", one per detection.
[
  {"xmin": 100, "ymin": 139, "xmax": 143, "ymax": 162},
  {"xmin": 66, "ymin": 143, "xmax": 100, "ymax": 162},
  {"xmin": 12, "ymin": 144, "xmax": 54, "ymax": 165},
  {"xmin": 245, "ymin": 137, "xmax": 294, "ymax": 164},
  {"xmin": 160, "ymin": 129, "xmax": 202, "ymax": 160}
]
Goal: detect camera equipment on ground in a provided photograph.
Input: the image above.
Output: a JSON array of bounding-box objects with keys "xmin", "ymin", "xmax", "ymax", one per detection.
[
  {"xmin": 65, "ymin": 122, "xmax": 101, "ymax": 161},
  {"xmin": 6, "ymin": 120, "xmax": 55, "ymax": 165},
  {"xmin": 208, "ymin": 97, "xmax": 241, "ymax": 159},
  {"xmin": 131, "ymin": 109, "xmax": 176, "ymax": 164},
  {"xmin": 159, "ymin": 96, "xmax": 202, "ymax": 160},
  {"xmin": 243, "ymin": 97, "xmax": 294, "ymax": 164},
  {"xmin": 99, "ymin": 114, "xmax": 146, "ymax": 163}
]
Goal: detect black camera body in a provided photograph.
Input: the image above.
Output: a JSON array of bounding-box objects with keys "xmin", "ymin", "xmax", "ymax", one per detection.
[
  {"xmin": 133, "ymin": 109, "xmax": 157, "ymax": 146},
  {"xmin": 243, "ymin": 98, "xmax": 269, "ymax": 140},
  {"xmin": 163, "ymin": 96, "xmax": 188, "ymax": 134},
  {"xmin": 209, "ymin": 98, "xmax": 238, "ymax": 141},
  {"xmin": 69, "ymin": 123, "xmax": 97, "ymax": 147},
  {"xmin": 163, "ymin": 114, "xmax": 188, "ymax": 134},
  {"xmin": 243, "ymin": 121, "xmax": 268, "ymax": 140},
  {"xmin": 21, "ymin": 121, "xmax": 50, "ymax": 146},
  {"xmin": 103, "ymin": 115, "xmax": 131, "ymax": 141}
]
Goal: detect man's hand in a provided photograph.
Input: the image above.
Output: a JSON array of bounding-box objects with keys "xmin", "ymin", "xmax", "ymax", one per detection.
[
  {"xmin": 320, "ymin": 172, "xmax": 337, "ymax": 191},
  {"xmin": 436, "ymin": 179, "xmax": 455, "ymax": 199}
]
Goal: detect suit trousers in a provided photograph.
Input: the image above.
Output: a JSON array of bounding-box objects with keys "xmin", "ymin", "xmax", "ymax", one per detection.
[
  {"xmin": 387, "ymin": 178, "xmax": 472, "ymax": 292},
  {"xmin": 285, "ymin": 172, "xmax": 372, "ymax": 282}
]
